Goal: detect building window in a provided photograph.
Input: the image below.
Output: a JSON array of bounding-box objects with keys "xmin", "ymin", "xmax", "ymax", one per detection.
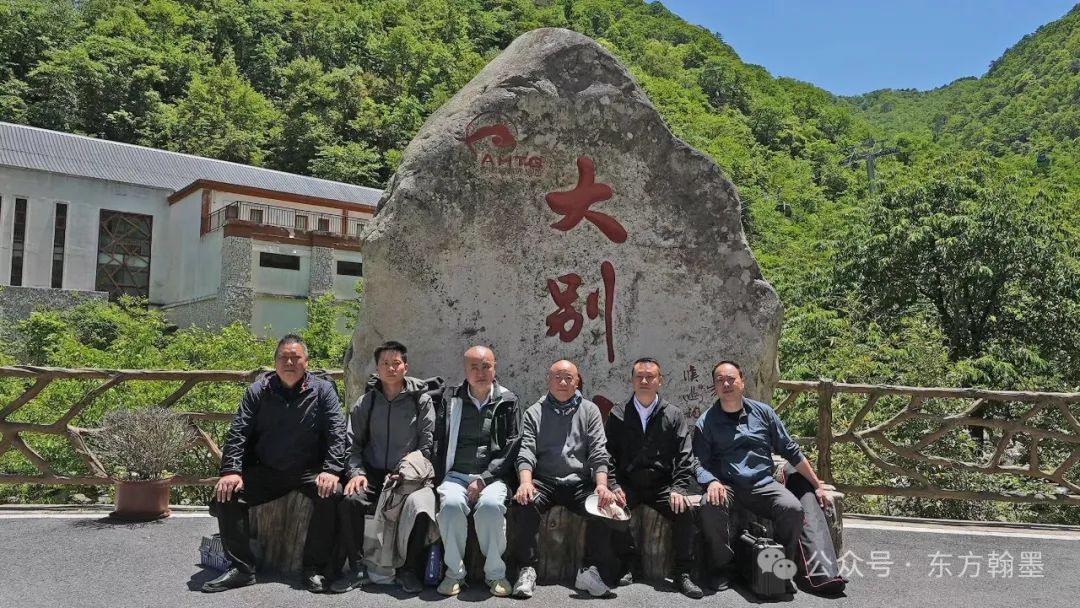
[
  {"xmin": 337, "ymin": 261, "xmax": 363, "ymax": 277},
  {"xmin": 317, "ymin": 217, "xmax": 331, "ymax": 232},
  {"xmin": 295, "ymin": 215, "xmax": 308, "ymax": 231},
  {"xmin": 248, "ymin": 208, "xmax": 264, "ymax": 223},
  {"xmin": 51, "ymin": 203, "xmax": 68, "ymax": 288},
  {"xmin": 225, "ymin": 204, "xmax": 239, "ymax": 220},
  {"xmin": 10, "ymin": 198, "xmax": 27, "ymax": 286},
  {"xmin": 95, "ymin": 210, "xmax": 153, "ymax": 300},
  {"xmin": 259, "ymin": 252, "xmax": 300, "ymax": 270}
]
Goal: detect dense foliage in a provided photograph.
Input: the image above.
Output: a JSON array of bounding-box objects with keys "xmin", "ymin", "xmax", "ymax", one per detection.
[{"xmin": 1, "ymin": 0, "xmax": 1078, "ymax": 520}]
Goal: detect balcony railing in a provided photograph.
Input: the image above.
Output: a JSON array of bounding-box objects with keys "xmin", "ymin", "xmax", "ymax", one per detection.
[{"xmin": 203, "ymin": 201, "xmax": 367, "ymax": 238}]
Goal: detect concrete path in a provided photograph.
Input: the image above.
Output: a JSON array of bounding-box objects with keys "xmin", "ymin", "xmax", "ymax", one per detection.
[{"xmin": 1, "ymin": 508, "xmax": 1077, "ymax": 608}]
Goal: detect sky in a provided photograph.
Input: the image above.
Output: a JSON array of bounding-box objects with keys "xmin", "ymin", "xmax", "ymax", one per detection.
[{"xmin": 659, "ymin": 0, "xmax": 1077, "ymax": 96}]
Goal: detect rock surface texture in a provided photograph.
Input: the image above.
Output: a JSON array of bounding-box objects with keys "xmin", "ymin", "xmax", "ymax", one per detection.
[{"xmin": 346, "ymin": 28, "xmax": 783, "ymax": 416}]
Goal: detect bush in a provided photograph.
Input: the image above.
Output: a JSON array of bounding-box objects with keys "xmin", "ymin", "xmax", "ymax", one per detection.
[{"xmin": 88, "ymin": 408, "xmax": 196, "ymax": 481}]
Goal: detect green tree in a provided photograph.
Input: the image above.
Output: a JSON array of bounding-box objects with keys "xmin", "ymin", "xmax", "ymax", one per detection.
[
  {"xmin": 837, "ymin": 156, "xmax": 1080, "ymax": 377},
  {"xmin": 156, "ymin": 53, "xmax": 279, "ymax": 164}
]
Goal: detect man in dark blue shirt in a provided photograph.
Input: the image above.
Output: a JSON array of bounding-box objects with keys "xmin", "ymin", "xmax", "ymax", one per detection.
[{"xmin": 693, "ymin": 360, "xmax": 828, "ymax": 592}]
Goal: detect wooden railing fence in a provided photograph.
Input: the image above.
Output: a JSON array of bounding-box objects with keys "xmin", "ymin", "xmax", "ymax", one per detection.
[{"xmin": 1, "ymin": 366, "xmax": 1077, "ymax": 505}]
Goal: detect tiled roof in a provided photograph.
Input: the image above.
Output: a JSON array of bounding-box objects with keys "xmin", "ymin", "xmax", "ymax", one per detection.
[{"xmin": 0, "ymin": 122, "xmax": 382, "ymax": 207}]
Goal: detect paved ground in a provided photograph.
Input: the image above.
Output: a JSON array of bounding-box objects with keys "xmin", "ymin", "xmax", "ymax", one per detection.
[{"xmin": 2, "ymin": 508, "xmax": 1078, "ymax": 608}]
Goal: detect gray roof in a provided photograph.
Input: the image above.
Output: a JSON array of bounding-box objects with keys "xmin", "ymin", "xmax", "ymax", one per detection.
[{"xmin": 0, "ymin": 122, "xmax": 382, "ymax": 207}]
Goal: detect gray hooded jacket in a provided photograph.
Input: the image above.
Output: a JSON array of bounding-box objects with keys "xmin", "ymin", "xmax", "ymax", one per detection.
[{"xmin": 346, "ymin": 376, "xmax": 435, "ymax": 479}]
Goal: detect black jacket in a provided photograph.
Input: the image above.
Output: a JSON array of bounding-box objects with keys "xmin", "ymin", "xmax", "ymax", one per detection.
[
  {"xmin": 606, "ymin": 395, "xmax": 697, "ymax": 494},
  {"xmin": 219, "ymin": 372, "xmax": 347, "ymax": 476},
  {"xmin": 432, "ymin": 381, "xmax": 521, "ymax": 486}
]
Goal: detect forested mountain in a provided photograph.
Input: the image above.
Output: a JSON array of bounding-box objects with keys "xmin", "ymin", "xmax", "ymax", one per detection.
[
  {"xmin": 2, "ymin": 0, "xmax": 1078, "ymax": 395},
  {"xmin": 849, "ymin": 4, "xmax": 1080, "ymax": 194}
]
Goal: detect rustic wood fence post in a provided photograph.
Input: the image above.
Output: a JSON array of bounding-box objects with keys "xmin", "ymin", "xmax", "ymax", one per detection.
[{"xmin": 817, "ymin": 378, "xmax": 835, "ymax": 484}]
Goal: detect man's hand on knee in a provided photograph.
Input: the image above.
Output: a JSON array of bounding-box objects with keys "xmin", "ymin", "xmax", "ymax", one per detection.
[
  {"xmin": 215, "ymin": 473, "xmax": 243, "ymax": 503},
  {"xmin": 515, "ymin": 480, "xmax": 536, "ymax": 505},
  {"xmin": 467, "ymin": 478, "xmax": 486, "ymax": 504},
  {"xmin": 316, "ymin": 472, "xmax": 340, "ymax": 498},
  {"xmin": 669, "ymin": 490, "xmax": 689, "ymax": 513},
  {"xmin": 706, "ymin": 481, "xmax": 727, "ymax": 506},
  {"xmin": 344, "ymin": 475, "xmax": 368, "ymax": 496}
]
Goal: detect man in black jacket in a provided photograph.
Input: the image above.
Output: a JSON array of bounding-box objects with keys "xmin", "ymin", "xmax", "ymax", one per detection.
[
  {"xmin": 595, "ymin": 357, "xmax": 703, "ymax": 599},
  {"xmin": 202, "ymin": 334, "xmax": 347, "ymax": 594},
  {"xmin": 431, "ymin": 345, "xmax": 520, "ymax": 597}
]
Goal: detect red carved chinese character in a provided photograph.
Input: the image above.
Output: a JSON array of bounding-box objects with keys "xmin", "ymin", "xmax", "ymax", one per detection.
[
  {"xmin": 545, "ymin": 273, "xmax": 584, "ymax": 341},
  {"xmin": 543, "ymin": 261, "xmax": 617, "ymax": 363},
  {"xmin": 599, "ymin": 260, "xmax": 615, "ymax": 363},
  {"xmin": 546, "ymin": 157, "xmax": 628, "ymax": 244}
]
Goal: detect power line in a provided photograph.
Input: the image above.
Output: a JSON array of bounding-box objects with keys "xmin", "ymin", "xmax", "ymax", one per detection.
[{"xmin": 841, "ymin": 139, "xmax": 899, "ymax": 194}]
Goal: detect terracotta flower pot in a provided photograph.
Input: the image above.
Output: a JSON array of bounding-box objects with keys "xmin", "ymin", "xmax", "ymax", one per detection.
[{"xmin": 110, "ymin": 477, "xmax": 173, "ymax": 521}]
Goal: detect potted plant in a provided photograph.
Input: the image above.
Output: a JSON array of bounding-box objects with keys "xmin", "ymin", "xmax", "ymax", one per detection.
[{"xmin": 89, "ymin": 407, "xmax": 195, "ymax": 521}]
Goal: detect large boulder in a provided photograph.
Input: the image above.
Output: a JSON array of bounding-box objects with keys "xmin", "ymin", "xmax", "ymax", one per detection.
[{"xmin": 346, "ymin": 28, "xmax": 783, "ymax": 416}]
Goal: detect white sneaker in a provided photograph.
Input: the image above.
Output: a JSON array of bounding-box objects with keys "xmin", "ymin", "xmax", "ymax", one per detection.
[
  {"xmin": 513, "ymin": 566, "xmax": 537, "ymax": 599},
  {"xmin": 574, "ymin": 566, "xmax": 611, "ymax": 597}
]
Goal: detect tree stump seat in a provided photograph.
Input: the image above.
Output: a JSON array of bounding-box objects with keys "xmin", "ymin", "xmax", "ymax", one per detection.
[
  {"xmin": 242, "ymin": 481, "xmax": 845, "ymax": 582},
  {"xmin": 248, "ymin": 491, "xmax": 315, "ymax": 575},
  {"xmin": 493, "ymin": 487, "xmax": 844, "ymax": 583}
]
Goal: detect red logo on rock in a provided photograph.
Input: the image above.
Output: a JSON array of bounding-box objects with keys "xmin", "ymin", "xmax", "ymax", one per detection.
[
  {"xmin": 462, "ymin": 112, "xmax": 543, "ymax": 173},
  {"xmin": 464, "ymin": 113, "xmax": 518, "ymax": 155}
]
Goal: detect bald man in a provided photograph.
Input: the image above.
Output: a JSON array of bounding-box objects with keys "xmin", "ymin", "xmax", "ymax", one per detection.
[
  {"xmin": 432, "ymin": 346, "xmax": 521, "ymax": 597},
  {"xmin": 510, "ymin": 360, "xmax": 622, "ymax": 599}
]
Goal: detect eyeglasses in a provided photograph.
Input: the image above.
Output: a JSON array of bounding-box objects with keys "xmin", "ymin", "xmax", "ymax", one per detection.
[
  {"xmin": 551, "ymin": 374, "xmax": 577, "ymax": 384},
  {"xmin": 713, "ymin": 376, "xmax": 739, "ymax": 385}
]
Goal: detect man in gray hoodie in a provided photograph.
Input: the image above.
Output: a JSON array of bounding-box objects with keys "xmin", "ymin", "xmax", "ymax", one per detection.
[
  {"xmin": 332, "ymin": 341, "xmax": 436, "ymax": 595},
  {"xmin": 510, "ymin": 359, "xmax": 623, "ymax": 599}
]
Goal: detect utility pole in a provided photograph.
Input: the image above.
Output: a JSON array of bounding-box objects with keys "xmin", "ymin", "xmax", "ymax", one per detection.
[{"xmin": 841, "ymin": 139, "xmax": 899, "ymax": 194}]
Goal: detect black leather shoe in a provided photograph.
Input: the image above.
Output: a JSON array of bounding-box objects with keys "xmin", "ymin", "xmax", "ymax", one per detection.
[
  {"xmin": 329, "ymin": 568, "xmax": 366, "ymax": 594},
  {"xmin": 202, "ymin": 568, "xmax": 255, "ymax": 593},
  {"xmin": 708, "ymin": 571, "xmax": 730, "ymax": 592},
  {"xmin": 302, "ymin": 568, "xmax": 328, "ymax": 593},
  {"xmin": 675, "ymin": 573, "xmax": 704, "ymax": 599}
]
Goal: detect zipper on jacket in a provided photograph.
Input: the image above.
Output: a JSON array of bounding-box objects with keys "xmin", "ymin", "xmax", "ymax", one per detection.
[{"xmin": 384, "ymin": 394, "xmax": 392, "ymax": 470}]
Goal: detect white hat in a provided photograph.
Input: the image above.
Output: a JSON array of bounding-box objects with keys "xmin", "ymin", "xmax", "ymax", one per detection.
[{"xmin": 585, "ymin": 493, "xmax": 630, "ymax": 521}]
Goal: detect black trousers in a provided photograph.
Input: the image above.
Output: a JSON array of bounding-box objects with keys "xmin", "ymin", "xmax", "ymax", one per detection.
[
  {"xmin": 210, "ymin": 466, "xmax": 341, "ymax": 574},
  {"xmin": 593, "ymin": 480, "xmax": 697, "ymax": 577},
  {"xmin": 337, "ymin": 469, "xmax": 431, "ymax": 574},
  {"xmin": 698, "ymin": 479, "xmax": 804, "ymax": 570},
  {"xmin": 509, "ymin": 477, "xmax": 625, "ymax": 584}
]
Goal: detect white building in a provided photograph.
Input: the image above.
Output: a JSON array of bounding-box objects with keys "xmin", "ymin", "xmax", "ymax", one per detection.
[{"xmin": 0, "ymin": 122, "xmax": 380, "ymax": 336}]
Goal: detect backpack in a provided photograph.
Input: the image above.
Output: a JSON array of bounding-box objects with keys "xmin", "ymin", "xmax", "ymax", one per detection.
[{"xmin": 781, "ymin": 464, "xmax": 848, "ymax": 595}]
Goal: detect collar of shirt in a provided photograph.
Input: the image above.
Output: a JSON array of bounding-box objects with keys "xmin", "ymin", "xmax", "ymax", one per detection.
[
  {"xmin": 632, "ymin": 394, "xmax": 660, "ymax": 431},
  {"xmin": 468, "ymin": 384, "xmax": 494, "ymax": 410},
  {"xmin": 716, "ymin": 398, "xmax": 750, "ymax": 423},
  {"xmin": 269, "ymin": 372, "xmax": 308, "ymax": 400}
]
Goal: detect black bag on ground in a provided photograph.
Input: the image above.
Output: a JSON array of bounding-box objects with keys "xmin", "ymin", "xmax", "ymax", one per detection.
[
  {"xmin": 735, "ymin": 523, "xmax": 789, "ymax": 599},
  {"xmin": 782, "ymin": 464, "xmax": 847, "ymax": 595}
]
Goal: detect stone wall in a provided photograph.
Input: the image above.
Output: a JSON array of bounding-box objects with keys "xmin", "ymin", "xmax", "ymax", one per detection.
[
  {"xmin": 308, "ymin": 246, "xmax": 335, "ymax": 297},
  {"xmin": 0, "ymin": 285, "xmax": 108, "ymax": 324},
  {"xmin": 159, "ymin": 295, "xmax": 224, "ymax": 330},
  {"xmin": 220, "ymin": 236, "xmax": 254, "ymax": 325}
]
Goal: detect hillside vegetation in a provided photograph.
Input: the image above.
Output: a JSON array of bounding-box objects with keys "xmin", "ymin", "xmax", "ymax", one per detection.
[{"xmin": 1, "ymin": 0, "xmax": 1078, "ymax": 520}]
